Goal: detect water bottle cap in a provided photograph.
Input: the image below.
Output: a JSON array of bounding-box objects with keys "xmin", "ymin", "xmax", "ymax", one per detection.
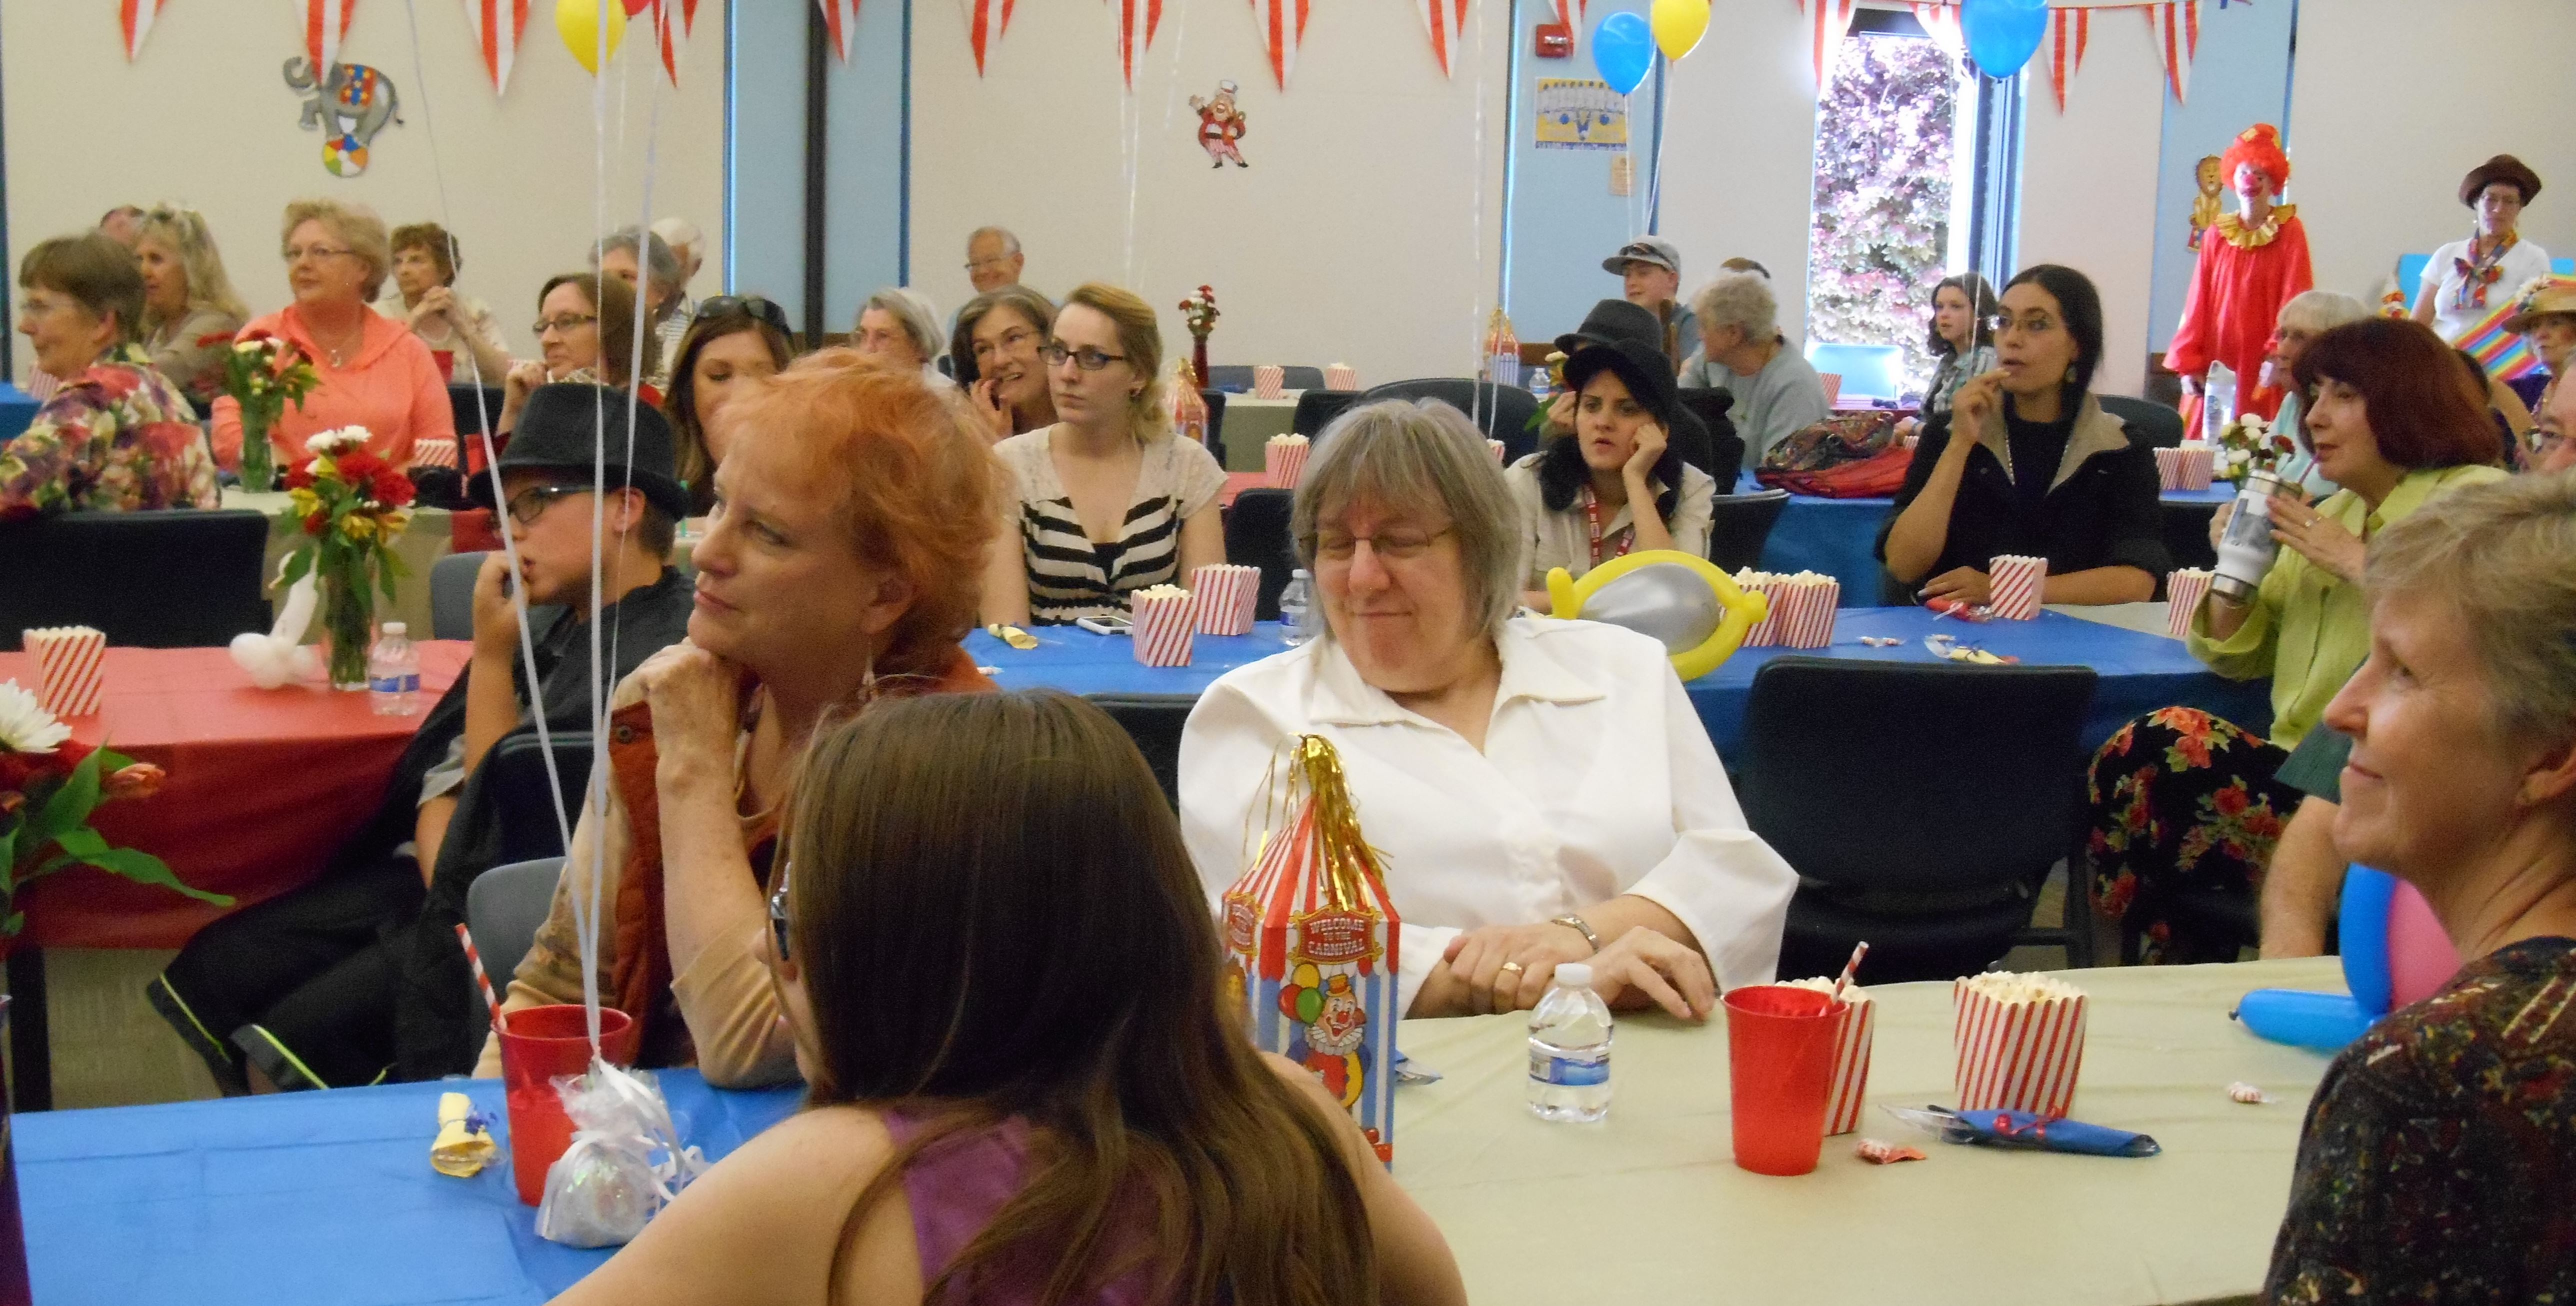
[
  {"xmin": 1554, "ymin": 962, "xmax": 1592, "ymax": 988},
  {"xmin": 382, "ymin": 622, "xmax": 406, "ymax": 636},
  {"xmin": 1292, "ymin": 569, "xmax": 1312, "ymax": 580}
]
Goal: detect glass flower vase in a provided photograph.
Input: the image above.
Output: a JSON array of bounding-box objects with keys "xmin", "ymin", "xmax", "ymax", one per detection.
[
  {"xmin": 238, "ymin": 407, "xmax": 277, "ymax": 493},
  {"xmin": 319, "ymin": 570, "xmax": 374, "ymax": 692}
]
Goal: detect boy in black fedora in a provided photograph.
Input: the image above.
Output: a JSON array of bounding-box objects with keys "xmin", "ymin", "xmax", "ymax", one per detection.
[{"xmin": 150, "ymin": 385, "xmax": 699, "ymax": 1091}]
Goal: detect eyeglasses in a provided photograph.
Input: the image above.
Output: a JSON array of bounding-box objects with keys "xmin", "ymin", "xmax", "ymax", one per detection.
[
  {"xmin": 767, "ymin": 861, "xmax": 794, "ymax": 963},
  {"xmin": 1042, "ymin": 342, "xmax": 1128, "ymax": 372},
  {"xmin": 532, "ymin": 313, "xmax": 600, "ymax": 337},
  {"xmin": 1986, "ymin": 313, "xmax": 2060, "ymax": 337},
  {"xmin": 1314, "ymin": 526, "xmax": 1455, "ymax": 562},
  {"xmin": 282, "ymin": 244, "xmax": 355, "ymax": 265},
  {"xmin": 694, "ymin": 295, "xmax": 790, "ymax": 333},
  {"xmin": 2534, "ymin": 426, "xmax": 2567, "ymax": 458},
  {"xmin": 503, "ymin": 483, "xmax": 591, "ymax": 526},
  {"xmin": 965, "ymin": 256, "xmax": 1016, "ymax": 272}
]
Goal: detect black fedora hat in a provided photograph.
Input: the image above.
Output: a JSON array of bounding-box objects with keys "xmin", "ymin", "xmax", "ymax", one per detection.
[
  {"xmin": 473, "ymin": 383, "xmax": 690, "ymax": 521},
  {"xmin": 1554, "ymin": 300, "xmax": 1678, "ymax": 430},
  {"xmin": 1552, "ymin": 297, "xmax": 1665, "ymax": 358}
]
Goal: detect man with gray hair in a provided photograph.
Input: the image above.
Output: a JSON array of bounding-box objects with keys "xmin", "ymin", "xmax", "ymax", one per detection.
[
  {"xmin": 964, "ymin": 227, "xmax": 1024, "ymax": 296},
  {"xmin": 594, "ymin": 225, "xmax": 686, "ymax": 390},
  {"xmin": 1680, "ymin": 271, "xmax": 1832, "ymax": 471}
]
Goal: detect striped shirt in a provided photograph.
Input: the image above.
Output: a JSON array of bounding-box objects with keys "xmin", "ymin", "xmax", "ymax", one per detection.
[{"xmin": 994, "ymin": 427, "xmax": 1227, "ymax": 625}]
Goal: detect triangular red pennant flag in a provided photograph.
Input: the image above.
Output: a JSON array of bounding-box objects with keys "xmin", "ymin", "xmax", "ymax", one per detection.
[
  {"xmin": 2146, "ymin": 1, "xmax": 2200, "ymax": 103},
  {"xmin": 121, "ymin": 0, "xmax": 168, "ymax": 60},
  {"xmin": 302, "ymin": 0, "xmax": 358, "ymax": 72},
  {"xmin": 1107, "ymin": 0, "xmax": 1164, "ymax": 88},
  {"xmin": 1908, "ymin": 2, "xmax": 1962, "ymax": 57},
  {"xmin": 459, "ymin": 0, "xmax": 530, "ymax": 95},
  {"xmin": 1418, "ymin": 0, "xmax": 1472, "ymax": 76},
  {"xmin": 656, "ymin": 0, "xmax": 682, "ymax": 86},
  {"xmin": 816, "ymin": 0, "xmax": 859, "ymax": 61},
  {"xmin": 1250, "ymin": 0, "xmax": 1308, "ymax": 89},
  {"xmin": 679, "ymin": 0, "xmax": 699, "ymax": 34},
  {"xmin": 1800, "ymin": 0, "xmax": 1856, "ymax": 94},
  {"xmin": 2046, "ymin": 6, "xmax": 2088, "ymax": 111}
]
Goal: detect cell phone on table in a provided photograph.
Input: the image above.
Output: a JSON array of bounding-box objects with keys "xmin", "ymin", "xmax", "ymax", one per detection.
[{"xmin": 1076, "ymin": 615, "xmax": 1134, "ymax": 636}]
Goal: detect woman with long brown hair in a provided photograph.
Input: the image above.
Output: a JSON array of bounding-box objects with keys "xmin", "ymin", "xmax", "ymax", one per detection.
[{"xmin": 554, "ymin": 691, "xmax": 1466, "ymax": 1306}]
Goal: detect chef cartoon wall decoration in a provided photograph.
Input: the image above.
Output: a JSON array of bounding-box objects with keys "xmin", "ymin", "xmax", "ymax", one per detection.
[{"xmin": 1190, "ymin": 80, "xmax": 1250, "ymax": 169}]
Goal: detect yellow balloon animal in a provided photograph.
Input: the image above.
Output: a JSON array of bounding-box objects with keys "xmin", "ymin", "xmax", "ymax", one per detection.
[
  {"xmin": 1543, "ymin": 549, "xmax": 1766, "ymax": 682},
  {"xmin": 556, "ymin": 0, "xmax": 628, "ymax": 75}
]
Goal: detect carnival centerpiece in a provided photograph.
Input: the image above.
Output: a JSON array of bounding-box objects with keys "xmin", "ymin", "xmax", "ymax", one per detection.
[
  {"xmin": 218, "ymin": 331, "xmax": 320, "ymax": 493},
  {"xmin": 1178, "ymin": 285, "xmax": 1220, "ymax": 384},
  {"xmin": 0, "ymin": 680, "xmax": 224, "ymax": 953},
  {"xmin": 2214, "ymin": 413, "xmax": 2298, "ymax": 483},
  {"xmin": 280, "ymin": 428, "xmax": 416, "ymax": 690}
]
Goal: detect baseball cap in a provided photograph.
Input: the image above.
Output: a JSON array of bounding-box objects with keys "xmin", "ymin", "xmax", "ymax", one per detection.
[{"xmin": 1601, "ymin": 238, "xmax": 1680, "ymax": 278}]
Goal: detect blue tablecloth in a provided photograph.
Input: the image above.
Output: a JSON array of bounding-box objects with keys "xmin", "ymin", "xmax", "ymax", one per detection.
[
  {"xmin": 0, "ymin": 383, "xmax": 40, "ymax": 445},
  {"xmin": 1730, "ymin": 472, "xmax": 2244, "ymax": 607},
  {"xmin": 22, "ymin": 1072, "xmax": 801, "ymax": 1305},
  {"xmin": 970, "ymin": 609, "xmax": 2270, "ymax": 758}
]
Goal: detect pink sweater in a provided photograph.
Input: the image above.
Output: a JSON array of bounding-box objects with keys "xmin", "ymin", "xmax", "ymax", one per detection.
[{"xmin": 210, "ymin": 305, "xmax": 456, "ymax": 471}]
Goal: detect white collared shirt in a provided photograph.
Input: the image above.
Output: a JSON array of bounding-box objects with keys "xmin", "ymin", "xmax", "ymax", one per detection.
[{"xmin": 1179, "ymin": 616, "xmax": 1794, "ymax": 1015}]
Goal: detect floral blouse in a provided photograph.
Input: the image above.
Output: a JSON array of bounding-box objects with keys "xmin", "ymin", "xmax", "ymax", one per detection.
[{"xmin": 0, "ymin": 348, "xmax": 216, "ymax": 520}]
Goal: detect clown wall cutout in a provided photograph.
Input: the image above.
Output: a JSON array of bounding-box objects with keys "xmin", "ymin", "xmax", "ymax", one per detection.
[
  {"xmin": 284, "ymin": 57, "xmax": 402, "ymax": 177},
  {"xmin": 1190, "ymin": 81, "xmax": 1249, "ymax": 168},
  {"xmin": 2188, "ymin": 154, "xmax": 2222, "ymax": 251}
]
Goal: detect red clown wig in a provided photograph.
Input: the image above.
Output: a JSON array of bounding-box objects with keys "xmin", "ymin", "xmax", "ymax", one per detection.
[{"xmin": 2223, "ymin": 124, "xmax": 2291, "ymax": 192}]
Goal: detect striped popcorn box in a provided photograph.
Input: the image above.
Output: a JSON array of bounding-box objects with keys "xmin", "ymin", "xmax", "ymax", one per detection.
[
  {"xmin": 1190, "ymin": 564, "xmax": 1260, "ymax": 636},
  {"xmin": 1952, "ymin": 973, "xmax": 2088, "ymax": 1120},
  {"xmin": 410, "ymin": 438, "xmax": 459, "ymax": 469},
  {"xmin": 1817, "ymin": 372, "xmax": 1842, "ymax": 407},
  {"xmin": 1786, "ymin": 978, "xmax": 1876, "ymax": 1135},
  {"xmin": 1734, "ymin": 571, "xmax": 1782, "ymax": 648},
  {"xmin": 1252, "ymin": 366, "xmax": 1286, "ymax": 399},
  {"xmin": 1988, "ymin": 554, "xmax": 2046, "ymax": 620},
  {"xmin": 1781, "ymin": 578, "xmax": 1840, "ymax": 650},
  {"xmin": 2152, "ymin": 446, "xmax": 2184, "ymax": 491},
  {"xmin": 24, "ymin": 625, "xmax": 106, "ymax": 718},
  {"xmin": 2175, "ymin": 441, "xmax": 2216, "ymax": 490},
  {"xmin": 1265, "ymin": 434, "xmax": 1310, "ymax": 489},
  {"xmin": 2166, "ymin": 568, "xmax": 2214, "ymax": 638},
  {"xmin": 1324, "ymin": 363, "xmax": 1359, "ymax": 391},
  {"xmin": 1130, "ymin": 586, "xmax": 1196, "ymax": 667}
]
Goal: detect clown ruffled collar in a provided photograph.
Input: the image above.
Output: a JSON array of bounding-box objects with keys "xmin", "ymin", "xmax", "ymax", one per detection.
[{"xmin": 2212, "ymin": 204, "xmax": 2296, "ymax": 250}]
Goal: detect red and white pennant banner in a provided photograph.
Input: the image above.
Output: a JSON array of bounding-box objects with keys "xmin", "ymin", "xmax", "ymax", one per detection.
[
  {"xmin": 1908, "ymin": 2, "xmax": 1962, "ymax": 55},
  {"xmin": 1898, "ymin": 2, "xmax": 2204, "ymax": 110},
  {"xmin": 2145, "ymin": 0, "xmax": 2198, "ymax": 103},
  {"xmin": 1250, "ymin": 0, "xmax": 1309, "ymax": 89},
  {"xmin": 963, "ymin": 0, "xmax": 1017, "ymax": 75},
  {"xmin": 1798, "ymin": 0, "xmax": 1856, "ymax": 93},
  {"xmin": 1418, "ymin": 0, "xmax": 1470, "ymax": 77},
  {"xmin": 1550, "ymin": 0, "xmax": 1586, "ymax": 54},
  {"xmin": 2046, "ymin": 6, "xmax": 2088, "ymax": 110},
  {"xmin": 816, "ymin": 0, "xmax": 862, "ymax": 61},
  {"xmin": 459, "ymin": 0, "xmax": 528, "ymax": 93},
  {"xmin": 302, "ymin": 0, "xmax": 358, "ymax": 71},
  {"xmin": 1110, "ymin": 0, "xmax": 1165, "ymax": 88},
  {"xmin": 654, "ymin": 0, "xmax": 702, "ymax": 86},
  {"xmin": 120, "ymin": 0, "xmax": 168, "ymax": 60}
]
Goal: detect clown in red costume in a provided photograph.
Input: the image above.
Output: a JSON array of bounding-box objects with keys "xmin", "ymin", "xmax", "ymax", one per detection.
[
  {"xmin": 1190, "ymin": 81, "xmax": 1248, "ymax": 169},
  {"xmin": 2166, "ymin": 124, "xmax": 2313, "ymax": 431}
]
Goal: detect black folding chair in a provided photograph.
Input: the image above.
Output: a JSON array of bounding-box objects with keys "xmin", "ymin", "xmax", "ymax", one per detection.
[
  {"xmin": 464, "ymin": 857, "xmax": 565, "ymax": 985},
  {"xmin": 2097, "ymin": 394, "xmax": 2184, "ymax": 449},
  {"xmin": 0, "ymin": 509, "xmax": 270, "ymax": 649},
  {"xmin": 1223, "ymin": 489, "xmax": 1298, "ymax": 622},
  {"xmin": 1706, "ymin": 490, "xmax": 1789, "ymax": 572},
  {"xmin": 1087, "ymin": 695, "xmax": 1197, "ymax": 811},
  {"xmin": 1675, "ymin": 389, "xmax": 1745, "ymax": 481},
  {"xmin": 1738, "ymin": 658, "xmax": 2100, "ymax": 982},
  {"xmin": 1356, "ymin": 379, "xmax": 1543, "ymax": 464},
  {"xmin": 1294, "ymin": 390, "xmax": 1362, "ymax": 436},
  {"xmin": 487, "ymin": 731, "xmax": 598, "ymax": 865},
  {"xmin": 1200, "ymin": 390, "xmax": 1228, "ymax": 468},
  {"xmin": 449, "ymin": 385, "xmax": 508, "ymax": 440},
  {"xmin": 429, "ymin": 552, "xmax": 486, "ymax": 641}
]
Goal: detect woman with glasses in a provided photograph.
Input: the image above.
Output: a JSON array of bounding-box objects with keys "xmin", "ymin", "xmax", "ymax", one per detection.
[
  {"xmin": 1879, "ymin": 264, "xmax": 2168, "ymax": 608},
  {"xmin": 212, "ymin": 198, "xmax": 455, "ymax": 472},
  {"xmin": 474, "ymin": 351, "xmax": 998, "ymax": 1087},
  {"xmin": 661, "ymin": 295, "xmax": 794, "ymax": 516},
  {"xmin": 979, "ymin": 282, "xmax": 1227, "ymax": 627},
  {"xmin": 1, "ymin": 233, "xmax": 215, "ymax": 517},
  {"xmin": 1178, "ymin": 401, "xmax": 1794, "ymax": 1020},
  {"xmin": 132, "ymin": 205, "xmax": 249, "ymax": 409},
  {"xmin": 950, "ymin": 285, "xmax": 1058, "ymax": 440},
  {"xmin": 491, "ymin": 272, "xmax": 658, "ymax": 448},
  {"xmin": 560, "ymin": 691, "xmax": 1466, "ymax": 1306},
  {"xmin": 2414, "ymin": 155, "xmax": 2550, "ymax": 346}
]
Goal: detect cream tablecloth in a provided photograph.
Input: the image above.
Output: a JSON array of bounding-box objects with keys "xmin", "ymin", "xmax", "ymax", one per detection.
[
  {"xmin": 222, "ymin": 489, "xmax": 452, "ymax": 637},
  {"xmin": 1391, "ymin": 956, "xmax": 2344, "ymax": 1306}
]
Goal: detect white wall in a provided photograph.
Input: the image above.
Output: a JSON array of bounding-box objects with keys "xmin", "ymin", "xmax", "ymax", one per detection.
[
  {"xmin": 2290, "ymin": 0, "xmax": 2576, "ymax": 305},
  {"xmin": 2016, "ymin": 14, "xmax": 2165, "ymax": 398},
  {"xmin": 907, "ymin": 0, "xmax": 1511, "ymax": 384},
  {"xmin": 2, "ymin": 2, "xmax": 728, "ymax": 382},
  {"xmin": 1656, "ymin": 0, "xmax": 1827, "ymax": 350}
]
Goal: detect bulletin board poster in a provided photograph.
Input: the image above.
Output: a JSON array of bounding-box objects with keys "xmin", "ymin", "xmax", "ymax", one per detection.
[{"xmin": 1534, "ymin": 80, "xmax": 1626, "ymax": 151}]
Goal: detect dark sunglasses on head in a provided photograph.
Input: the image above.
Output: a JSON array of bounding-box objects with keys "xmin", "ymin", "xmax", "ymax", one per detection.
[
  {"xmin": 694, "ymin": 295, "xmax": 790, "ymax": 333},
  {"xmin": 768, "ymin": 860, "xmax": 794, "ymax": 963}
]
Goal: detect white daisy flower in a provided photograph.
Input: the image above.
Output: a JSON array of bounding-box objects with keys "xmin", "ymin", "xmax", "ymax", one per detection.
[{"xmin": 0, "ymin": 680, "xmax": 70, "ymax": 755}]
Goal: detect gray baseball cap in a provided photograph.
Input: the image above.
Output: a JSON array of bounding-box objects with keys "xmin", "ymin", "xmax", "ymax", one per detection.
[{"xmin": 1602, "ymin": 237, "xmax": 1680, "ymax": 277}]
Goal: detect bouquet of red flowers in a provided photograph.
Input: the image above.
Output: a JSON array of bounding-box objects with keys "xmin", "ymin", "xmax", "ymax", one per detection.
[
  {"xmin": 0, "ymin": 680, "xmax": 222, "ymax": 946},
  {"xmin": 220, "ymin": 330, "xmax": 321, "ymax": 492},
  {"xmin": 281, "ymin": 427, "xmax": 418, "ymax": 690}
]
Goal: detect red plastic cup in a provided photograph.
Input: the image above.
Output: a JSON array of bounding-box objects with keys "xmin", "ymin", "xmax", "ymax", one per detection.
[
  {"xmin": 1724, "ymin": 985, "xmax": 1847, "ymax": 1176},
  {"xmin": 498, "ymin": 1004, "xmax": 640, "ymax": 1205}
]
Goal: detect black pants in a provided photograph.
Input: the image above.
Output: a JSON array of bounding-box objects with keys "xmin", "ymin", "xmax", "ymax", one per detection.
[{"xmin": 148, "ymin": 857, "xmax": 424, "ymax": 1092}]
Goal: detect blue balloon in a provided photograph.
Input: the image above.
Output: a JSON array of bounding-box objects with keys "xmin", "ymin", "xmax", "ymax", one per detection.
[
  {"xmin": 1592, "ymin": 11, "xmax": 1654, "ymax": 97},
  {"xmin": 2236, "ymin": 988, "xmax": 2374, "ymax": 1052},
  {"xmin": 1960, "ymin": 0, "xmax": 2047, "ymax": 79}
]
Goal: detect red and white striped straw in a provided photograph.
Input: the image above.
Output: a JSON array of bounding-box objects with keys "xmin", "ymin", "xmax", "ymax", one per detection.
[
  {"xmin": 1830, "ymin": 941, "xmax": 1868, "ymax": 1006},
  {"xmin": 454, "ymin": 923, "xmax": 502, "ymax": 1033}
]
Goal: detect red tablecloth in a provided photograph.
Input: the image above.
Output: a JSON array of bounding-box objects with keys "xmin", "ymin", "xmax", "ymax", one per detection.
[
  {"xmin": 0, "ymin": 642, "xmax": 470, "ymax": 949},
  {"xmin": 1221, "ymin": 471, "xmax": 1271, "ymax": 508}
]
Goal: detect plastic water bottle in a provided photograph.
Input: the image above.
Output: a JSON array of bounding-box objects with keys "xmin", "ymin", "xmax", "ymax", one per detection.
[
  {"xmin": 1278, "ymin": 570, "xmax": 1314, "ymax": 645},
  {"xmin": 1528, "ymin": 962, "xmax": 1613, "ymax": 1122},
  {"xmin": 2212, "ymin": 469, "xmax": 2286, "ymax": 604},
  {"xmin": 2202, "ymin": 360, "xmax": 2240, "ymax": 442},
  {"xmin": 368, "ymin": 622, "xmax": 422, "ymax": 716}
]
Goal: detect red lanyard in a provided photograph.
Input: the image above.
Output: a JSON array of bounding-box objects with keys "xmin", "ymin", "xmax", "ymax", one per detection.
[{"xmin": 1582, "ymin": 488, "xmax": 1634, "ymax": 567}]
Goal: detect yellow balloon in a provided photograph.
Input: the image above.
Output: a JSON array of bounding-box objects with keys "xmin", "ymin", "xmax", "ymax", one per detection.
[
  {"xmin": 556, "ymin": 0, "xmax": 628, "ymax": 75},
  {"xmin": 1544, "ymin": 549, "xmax": 1766, "ymax": 682},
  {"xmin": 1650, "ymin": 0, "xmax": 1710, "ymax": 62}
]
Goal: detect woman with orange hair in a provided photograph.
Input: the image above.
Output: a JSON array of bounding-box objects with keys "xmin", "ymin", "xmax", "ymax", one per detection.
[
  {"xmin": 2166, "ymin": 123, "xmax": 2314, "ymax": 429},
  {"xmin": 470, "ymin": 350, "xmax": 1000, "ymax": 1087}
]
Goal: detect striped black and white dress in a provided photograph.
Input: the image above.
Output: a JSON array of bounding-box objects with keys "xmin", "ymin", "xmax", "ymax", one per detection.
[{"xmin": 994, "ymin": 427, "xmax": 1229, "ymax": 625}]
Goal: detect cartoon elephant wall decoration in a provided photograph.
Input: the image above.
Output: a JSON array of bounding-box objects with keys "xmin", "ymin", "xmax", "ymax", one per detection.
[{"xmin": 284, "ymin": 57, "xmax": 402, "ymax": 178}]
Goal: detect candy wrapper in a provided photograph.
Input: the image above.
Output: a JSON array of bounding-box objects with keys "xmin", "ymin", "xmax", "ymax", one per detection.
[
  {"xmin": 1924, "ymin": 596, "xmax": 1992, "ymax": 623},
  {"xmin": 1222, "ymin": 735, "xmax": 1400, "ymax": 1163},
  {"xmin": 1253, "ymin": 365, "xmax": 1287, "ymax": 399},
  {"xmin": 2165, "ymin": 569, "xmax": 2212, "ymax": 638},
  {"xmin": 1884, "ymin": 1104, "xmax": 2160, "ymax": 1158},
  {"xmin": 1854, "ymin": 1138, "xmax": 1926, "ymax": 1164},
  {"xmin": 1190, "ymin": 564, "xmax": 1260, "ymax": 636},
  {"xmin": 22, "ymin": 626, "xmax": 105, "ymax": 718},
  {"xmin": 536, "ymin": 1061, "xmax": 709, "ymax": 1248},
  {"xmin": 430, "ymin": 1091, "xmax": 498, "ymax": 1177},
  {"xmin": 1266, "ymin": 434, "xmax": 1310, "ymax": 489},
  {"xmin": 1130, "ymin": 584, "xmax": 1196, "ymax": 667},
  {"xmin": 1953, "ymin": 973, "xmax": 2088, "ymax": 1119},
  {"xmin": 1988, "ymin": 555, "xmax": 2046, "ymax": 620},
  {"xmin": 983, "ymin": 623, "xmax": 1040, "ymax": 651},
  {"xmin": 1786, "ymin": 977, "xmax": 1874, "ymax": 1134}
]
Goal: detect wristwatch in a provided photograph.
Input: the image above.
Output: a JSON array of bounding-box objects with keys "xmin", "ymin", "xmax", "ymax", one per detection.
[{"xmin": 1549, "ymin": 914, "xmax": 1600, "ymax": 952}]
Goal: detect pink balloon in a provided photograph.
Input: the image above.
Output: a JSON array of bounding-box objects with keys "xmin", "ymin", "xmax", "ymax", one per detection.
[{"xmin": 2386, "ymin": 879, "xmax": 2463, "ymax": 1008}]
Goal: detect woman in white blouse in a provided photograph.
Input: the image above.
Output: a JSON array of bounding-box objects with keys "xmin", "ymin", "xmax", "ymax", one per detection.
[
  {"xmin": 2414, "ymin": 155, "xmax": 2550, "ymax": 345},
  {"xmin": 1180, "ymin": 400, "xmax": 1794, "ymax": 1020}
]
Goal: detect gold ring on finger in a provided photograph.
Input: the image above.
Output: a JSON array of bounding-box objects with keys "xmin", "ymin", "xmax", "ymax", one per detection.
[{"xmin": 1499, "ymin": 960, "xmax": 1524, "ymax": 975}]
